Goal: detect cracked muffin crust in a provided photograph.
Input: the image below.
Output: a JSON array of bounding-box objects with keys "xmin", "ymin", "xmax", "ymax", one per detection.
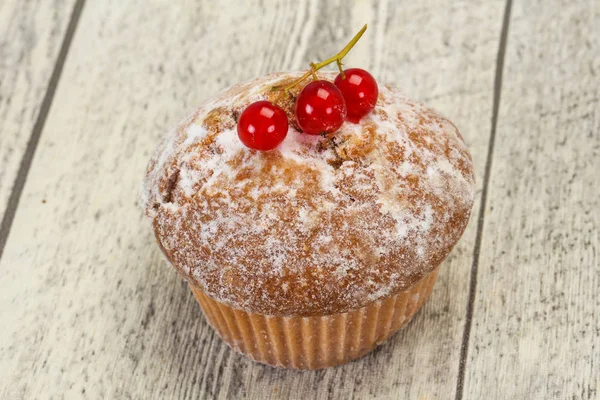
[{"xmin": 141, "ymin": 72, "xmax": 475, "ymax": 317}]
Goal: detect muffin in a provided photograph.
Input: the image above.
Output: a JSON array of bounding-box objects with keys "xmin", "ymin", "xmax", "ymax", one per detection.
[{"xmin": 140, "ymin": 72, "xmax": 475, "ymax": 369}]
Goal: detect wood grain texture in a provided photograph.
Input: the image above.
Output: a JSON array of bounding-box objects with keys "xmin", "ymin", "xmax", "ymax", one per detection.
[
  {"xmin": 0, "ymin": 1, "xmax": 506, "ymax": 399},
  {"xmin": 464, "ymin": 0, "xmax": 600, "ymax": 399},
  {"xmin": 0, "ymin": 0, "xmax": 77, "ymax": 221}
]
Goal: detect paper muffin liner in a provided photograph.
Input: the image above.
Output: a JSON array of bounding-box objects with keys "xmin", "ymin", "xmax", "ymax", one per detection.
[{"xmin": 190, "ymin": 267, "xmax": 439, "ymax": 370}]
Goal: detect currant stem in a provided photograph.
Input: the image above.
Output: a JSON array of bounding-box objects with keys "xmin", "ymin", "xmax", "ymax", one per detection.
[
  {"xmin": 312, "ymin": 24, "xmax": 367, "ymax": 72},
  {"xmin": 336, "ymin": 60, "xmax": 345, "ymax": 79},
  {"xmin": 310, "ymin": 62, "xmax": 318, "ymax": 80},
  {"xmin": 272, "ymin": 24, "xmax": 367, "ymax": 91}
]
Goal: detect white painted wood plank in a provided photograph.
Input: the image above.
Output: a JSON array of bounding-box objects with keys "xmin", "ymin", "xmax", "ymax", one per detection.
[
  {"xmin": 0, "ymin": 0, "xmax": 77, "ymax": 221},
  {"xmin": 465, "ymin": 0, "xmax": 600, "ymax": 398},
  {"xmin": 0, "ymin": 0, "xmax": 504, "ymax": 399}
]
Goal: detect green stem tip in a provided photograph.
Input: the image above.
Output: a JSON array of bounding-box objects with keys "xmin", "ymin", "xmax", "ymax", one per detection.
[{"xmin": 272, "ymin": 24, "xmax": 367, "ymax": 92}]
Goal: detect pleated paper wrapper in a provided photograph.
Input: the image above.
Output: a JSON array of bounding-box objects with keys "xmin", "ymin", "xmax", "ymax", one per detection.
[{"xmin": 191, "ymin": 266, "xmax": 439, "ymax": 369}]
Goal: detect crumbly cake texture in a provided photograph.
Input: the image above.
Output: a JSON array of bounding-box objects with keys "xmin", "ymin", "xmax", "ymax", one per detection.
[{"xmin": 141, "ymin": 72, "xmax": 475, "ymax": 317}]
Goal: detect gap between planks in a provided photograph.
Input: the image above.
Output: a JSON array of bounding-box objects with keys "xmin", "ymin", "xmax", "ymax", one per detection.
[
  {"xmin": 0, "ymin": 0, "xmax": 86, "ymax": 261},
  {"xmin": 455, "ymin": 0, "xmax": 514, "ymax": 399}
]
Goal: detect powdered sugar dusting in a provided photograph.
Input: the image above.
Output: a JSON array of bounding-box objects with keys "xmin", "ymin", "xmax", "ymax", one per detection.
[{"xmin": 141, "ymin": 72, "xmax": 475, "ymax": 316}]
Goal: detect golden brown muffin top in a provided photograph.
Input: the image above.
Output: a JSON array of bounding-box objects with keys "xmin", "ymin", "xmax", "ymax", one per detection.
[{"xmin": 141, "ymin": 72, "xmax": 475, "ymax": 316}]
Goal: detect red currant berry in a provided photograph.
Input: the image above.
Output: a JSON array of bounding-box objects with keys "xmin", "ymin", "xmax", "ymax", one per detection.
[
  {"xmin": 295, "ymin": 80, "xmax": 347, "ymax": 135},
  {"xmin": 237, "ymin": 101, "xmax": 288, "ymax": 151},
  {"xmin": 334, "ymin": 68, "xmax": 378, "ymax": 123}
]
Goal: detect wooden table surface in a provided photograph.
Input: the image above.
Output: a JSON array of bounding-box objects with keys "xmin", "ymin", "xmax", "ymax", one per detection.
[{"xmin": 0, "ymin": 0, "xmax": 598, "ymax": 399}]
